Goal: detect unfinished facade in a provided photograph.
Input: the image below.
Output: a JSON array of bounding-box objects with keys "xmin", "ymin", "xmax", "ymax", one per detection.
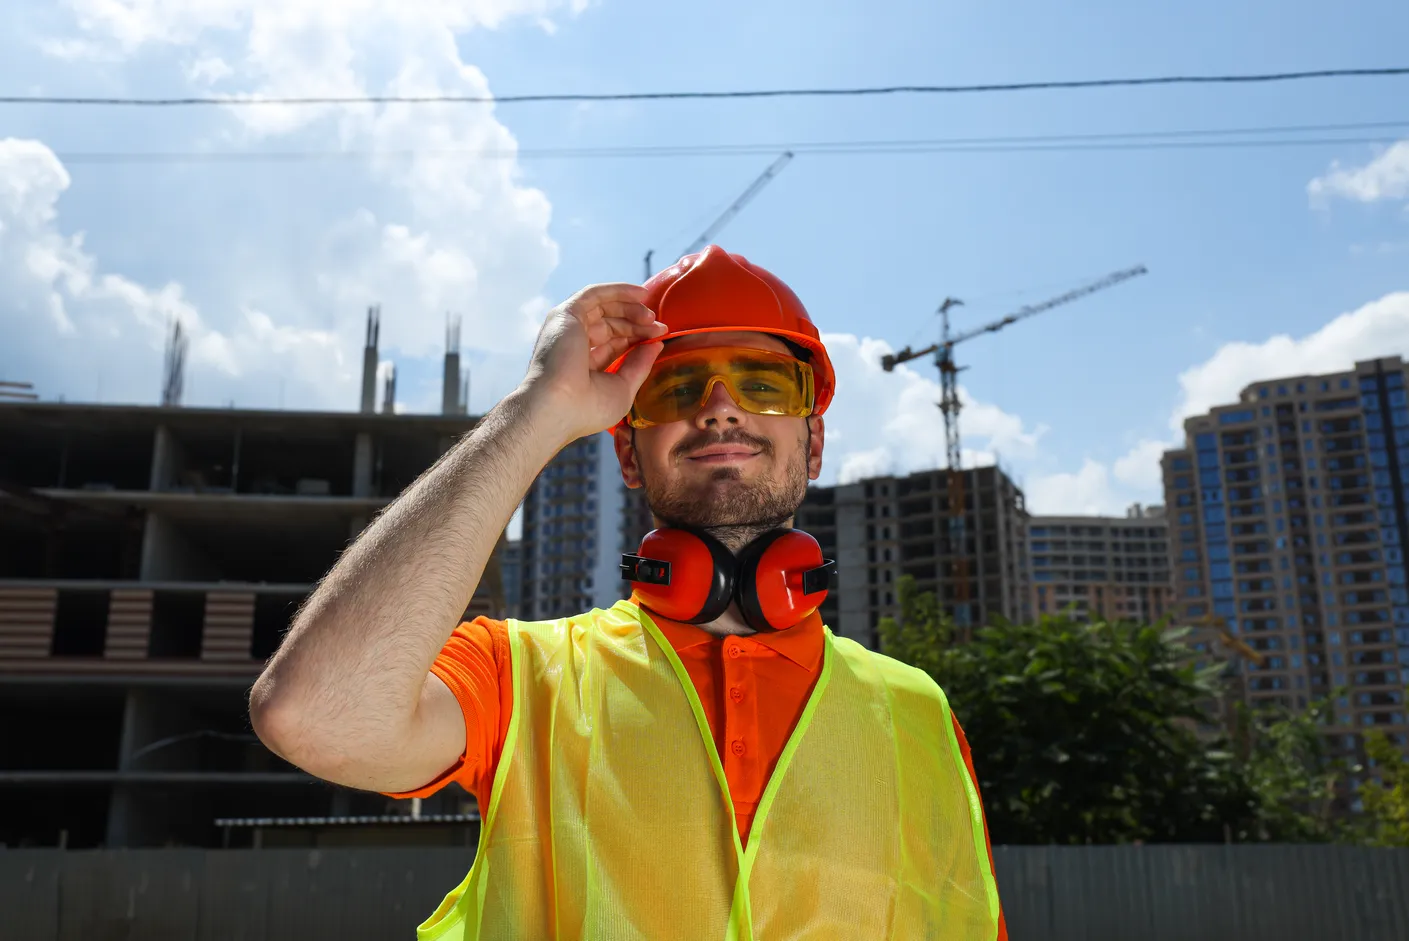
[
  {"xmin": 796, "ymin": 465, "xmax": 1030, "ymax": 648},
  {"xmin": 0, "ymin": 401, "xmax": 498, "ymax": 848}
]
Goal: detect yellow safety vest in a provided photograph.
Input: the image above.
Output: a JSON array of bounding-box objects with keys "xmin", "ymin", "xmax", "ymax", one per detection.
[{"xmin": 418, "ymin": 600, "xmax": 1000, "ymax": 941}]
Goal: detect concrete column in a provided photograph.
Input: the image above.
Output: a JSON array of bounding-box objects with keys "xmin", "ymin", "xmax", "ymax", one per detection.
[
  {"xmin": 139, "ymin": 515, "xmax": 219, "ymax": 581},
  {"xmin": 353, "ymin": 432, "xmax": 374, "ymax": 498},
  {"xmin": 105, "ymin": 690, "xmax": 198, "ymax": 847},
  {"xmin": 148, "ymin": 425, "xmax": 184, "ymax": 491}
]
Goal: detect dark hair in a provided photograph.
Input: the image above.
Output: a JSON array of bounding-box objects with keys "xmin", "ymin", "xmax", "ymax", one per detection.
[{"xmin": 780, "ymin": 338, "xmax": 812, "ymax": 364}]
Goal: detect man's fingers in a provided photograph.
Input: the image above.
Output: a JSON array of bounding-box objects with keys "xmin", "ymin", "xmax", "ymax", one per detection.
[
  {"xmin": 588, "ymin": 335, "xmax": 634, "ymax": 371},
  {"xmin": 585, "ymin": 315, "xmax": 665, "ymax": 348},
  {"xmin": 564, "ymin": 284, "xmax": 653, "ymax": 326},
  {"xmin": 611, "ymin": 339, "xmax": 665, "ymax": 394}
]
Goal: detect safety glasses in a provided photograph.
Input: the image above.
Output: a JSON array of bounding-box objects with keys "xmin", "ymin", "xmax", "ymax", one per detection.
[{"xmin": 628, "ymin": 347, "xmax": 816, "ymax": 429}]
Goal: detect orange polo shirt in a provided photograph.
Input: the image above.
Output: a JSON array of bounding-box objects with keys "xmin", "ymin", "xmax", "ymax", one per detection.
[
  {"xmin": 397, "ymin": 606, "xmax": 825, "ymax": 844},
  {"xmin": 399, "ymin": 602, "xmax": 1006, "ymax": 937}
]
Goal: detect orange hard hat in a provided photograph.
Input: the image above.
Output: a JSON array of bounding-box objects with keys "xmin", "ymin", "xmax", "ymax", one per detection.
[{"xmin": 609, "ymin": 244, "xmax": 835, "ymax": 416}]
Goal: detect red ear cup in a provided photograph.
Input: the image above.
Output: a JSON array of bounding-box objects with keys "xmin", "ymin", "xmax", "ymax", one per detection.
[
  {"xmin": 625, "ymin": 528, "xmax": 736, "ymax": 624},
  {"xmin": 735, "ymin": 530, "xmax": 832, "ymax": 632}
]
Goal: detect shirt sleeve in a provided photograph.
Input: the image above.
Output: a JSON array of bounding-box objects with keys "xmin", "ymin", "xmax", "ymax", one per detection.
[
  {"xmin": 951, "ymin": 713, "xmax": 1008, "ymax": 941},
  {"xmin": 385, "ymin": 616, "xmax": 514, "ymax": 805}
]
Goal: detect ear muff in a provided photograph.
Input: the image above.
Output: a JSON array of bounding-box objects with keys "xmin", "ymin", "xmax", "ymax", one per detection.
[
  {"xmin": 621, "ymin": 528, "xmax": 736, "ymax": 624},
  {"xmin": 734, "ymin": 530, "xmax": 834, "ymax": 632}
]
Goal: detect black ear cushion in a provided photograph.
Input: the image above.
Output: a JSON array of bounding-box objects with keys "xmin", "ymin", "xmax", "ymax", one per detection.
[
  {"xmin": 683, "ymin": 527, "xmax": 739, "ymax": 625},
  {"xmin": 733, "ymin": 530, "xmax": 790, "ymax": 632}
]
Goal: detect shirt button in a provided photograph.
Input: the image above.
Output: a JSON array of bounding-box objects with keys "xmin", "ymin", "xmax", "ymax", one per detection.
[
  {"xmin": 731, "ymin": 740, "xmax": 746, "ymax": 757},
  {"xmin": 726, "ymin": 642, "xmax": 744, "ymax": 659},
  {"xmin": 729, "ymin": 686, "xmax": 744, "ymax": 703}
]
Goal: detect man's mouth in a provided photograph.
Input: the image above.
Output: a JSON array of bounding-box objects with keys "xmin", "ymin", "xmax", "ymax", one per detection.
[{"xmin": 685, "ymin": 445, "xmax": 762, "ymax": 465}]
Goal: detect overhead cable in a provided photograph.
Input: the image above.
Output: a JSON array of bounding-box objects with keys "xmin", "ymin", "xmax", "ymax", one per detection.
[
  {"xmin": 47, "ymin": 119, "xmax": 1409, "ymax": 165},
  {"xmin": 4, "ymin": 66, "xmax": 1408, "ymax": 108}
]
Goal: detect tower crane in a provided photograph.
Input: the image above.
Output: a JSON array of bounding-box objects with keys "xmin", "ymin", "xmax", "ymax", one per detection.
[
  {"xmin": 880, "ymin": 264, "xmax": 1148, "ymax": 628},
  {"xmin": 644, "ymin": 152, "xmax": 794, "ymax": 279}
]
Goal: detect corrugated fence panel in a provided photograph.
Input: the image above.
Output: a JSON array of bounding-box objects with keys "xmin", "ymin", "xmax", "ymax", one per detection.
[
  {"xmin": 201, "ymin": 592, "xmax": 254, "ymax": 662},
  {"xmin": 0, "ymin": 850, "xmax": 60, "ymax": 940},
  {"xmin": 991, "ymin": 844, "xmax": 1051, "ymax": 938},
  {"xmin": 0, "ymin": 587, "xmax": 56, "ymax": 658},
  {"xmin": 198, "ymin": 851, "xmax": 268, "ymax": 941},
  {"xmin": 56, "ymin": 850, "xmax": 203, "ymax": 941},
  {"xmin": 0, "ymin": 845, "xmax": 1407, "ymax": 941},
  {"xmin": 105, "ymin": 589, "xmax": 152, "ymax": 660}
]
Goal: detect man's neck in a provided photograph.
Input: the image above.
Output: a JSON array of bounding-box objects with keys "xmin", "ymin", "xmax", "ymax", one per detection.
[{"xmin": 697, "ymin": 603, "xmax": 756, "ymax": 637}]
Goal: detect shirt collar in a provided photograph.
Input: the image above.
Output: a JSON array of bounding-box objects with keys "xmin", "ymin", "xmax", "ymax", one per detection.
[{"xmin": 630, "ymin": 593, "xmax": 825, "ymax": 673}]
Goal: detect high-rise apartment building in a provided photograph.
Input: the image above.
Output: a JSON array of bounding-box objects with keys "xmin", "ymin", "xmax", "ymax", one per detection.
[
  {"xmin": 502, "ymin": 539, "xmax": 522, "ymax": 620},
  {"xmin": 620, "ymin": 484, "xmax": 654, "ymax": 559},
  {"xmin": 796, "ymin": 466, "xmax": 1030, "ymax": 648},
  {"xmin": 1162, "ymin": 356, "xmax": 1409, "ymax": 759},
  {"xmin": 1029, "ymin": 504, "xmax": 1172, "ymax": 623},
  {"xmin": 519, "ymin": 432, "xmax": 627, "ymax": 619}
]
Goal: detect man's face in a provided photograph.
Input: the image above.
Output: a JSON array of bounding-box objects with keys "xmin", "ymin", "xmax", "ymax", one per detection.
[{"xmin": 613, "ymin": 331, "xmax": 825, "ymax": 548}]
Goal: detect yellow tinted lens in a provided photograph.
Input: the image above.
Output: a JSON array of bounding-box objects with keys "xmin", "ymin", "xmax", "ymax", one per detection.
[{"xmin": 631, "ymin": 348, "xmax": 814, "ymax": 427}]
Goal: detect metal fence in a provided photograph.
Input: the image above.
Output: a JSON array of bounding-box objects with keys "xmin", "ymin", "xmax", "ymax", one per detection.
[{"xmin": 3, "ymin": 844, "xmax": 1408, "ymax": 940}]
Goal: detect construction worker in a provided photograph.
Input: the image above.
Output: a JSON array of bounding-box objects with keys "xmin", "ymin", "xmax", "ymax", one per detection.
[{"xmin": 250, "ymin": 245, "xmax": 1006, "ymax": 940}]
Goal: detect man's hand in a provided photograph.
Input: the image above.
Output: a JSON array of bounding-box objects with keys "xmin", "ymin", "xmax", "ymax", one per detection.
[
  {"xmin": 250, "ymin": 281, "xmax": 668, "ymax": 795},
  {"xmin": 521, "ymin": 283, "xmax": 667, "ymax": 443}
]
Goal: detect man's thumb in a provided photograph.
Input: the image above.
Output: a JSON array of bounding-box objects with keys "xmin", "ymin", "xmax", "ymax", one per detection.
[{"xmin": 613, "ymin": 340, "xmax": 664, "ymax": 394}]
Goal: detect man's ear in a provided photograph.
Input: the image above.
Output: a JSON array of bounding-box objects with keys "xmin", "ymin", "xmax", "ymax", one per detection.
[
  {"xmin": 613, "ymin": 425, "xmax": 643, "ymax": 488},
  {"xmin": 806, "ymin": 415, "xmax": 825, "ymax": 481}
]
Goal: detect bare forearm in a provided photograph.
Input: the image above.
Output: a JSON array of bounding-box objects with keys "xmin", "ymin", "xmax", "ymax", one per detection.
[{"xmin": 251, "ymin": 386, "xmax": 566, "ymax": 772}]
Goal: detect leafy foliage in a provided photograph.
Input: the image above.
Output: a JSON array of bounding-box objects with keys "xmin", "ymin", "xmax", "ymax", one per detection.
[
  {"xmin": 1358, "ymin": 730, "xmax": 1409, "ymax": 847},
  {"xmin": 1230, "ymin": 698, "xmax": 1344, "ymax": 842},
  {"xmin": 878, "ymin": 575, "xmax": 1355, "ymax": 845}
]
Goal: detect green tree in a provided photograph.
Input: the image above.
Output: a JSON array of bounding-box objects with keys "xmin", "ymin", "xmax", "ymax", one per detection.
[
  {"xmin": 1359, "ymin": 729, "xmax": 1409, "ymax": 847},
  {"xmin": 880, "ymin": 575, "xmax": 1259, "ymax": 844},
  {"xmin": 1231, "ymin": 697, "xmax": 1344, "ymax": 842}
]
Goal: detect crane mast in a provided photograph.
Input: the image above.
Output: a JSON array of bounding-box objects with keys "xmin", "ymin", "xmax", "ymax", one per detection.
[{"xmin": 881, "ymin": 264, "xmax": 1148, "ymax": 628}]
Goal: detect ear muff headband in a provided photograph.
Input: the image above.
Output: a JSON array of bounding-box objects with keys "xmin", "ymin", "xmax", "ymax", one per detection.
[
  {"xmin": 622, "ymin": 527, "xmax": 735, "ymax": 624},
  {"xmin": 735, "ymin": 530, "xmax": 831, "ymax": 632},
  {"xmin": 622, "ymin": 527, "xmax": 834, "ymax": 631}
]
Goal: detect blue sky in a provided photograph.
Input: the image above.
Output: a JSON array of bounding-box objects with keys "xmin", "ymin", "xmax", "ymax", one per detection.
[{"xmin": 2, "ymin": 0, "xmax": 1408, "ymax": 517}]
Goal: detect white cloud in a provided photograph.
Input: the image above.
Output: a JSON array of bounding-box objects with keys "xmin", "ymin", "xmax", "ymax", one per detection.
[
  {"xmin": 1112, "ymin": 438, "xmax": 1168, "ymax": 491},
  {"xmin": 8, "ymin": 0, "xmax": 574, "ymax": 409},
  {"xmin": 1308, "ymin": 140, "xmax": 1409, "ymax": 204},
  {"xmin": 816, "ymin": 332, "xmax": 1047, "ymax": 487},
  {"xmin": 1019, "ymin": 290, "xmax": 1409, "ymax": 517},
  {"xmin": 1024, "ymin": 459, "xmax": 1118, "ymax": 516},
  {"xmin": 185, "ymin": 54, "xmax": 233, "ymax": 84},
  {"xmin": 0, "ymin": 137, "xmax": 346, "ymax": 401},
  {"xmin": 1170, "ymin": 291, "xmax": 1409, "ymax": 431}
]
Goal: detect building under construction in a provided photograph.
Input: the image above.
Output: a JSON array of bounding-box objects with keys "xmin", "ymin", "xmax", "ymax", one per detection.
[
  {"xmin": 0, "ymin": 312, "xmax": 502, "ymax": 849},
  {"xmin": 795, "ymin": 465, "xmax": 1030, "ymax": 648}
]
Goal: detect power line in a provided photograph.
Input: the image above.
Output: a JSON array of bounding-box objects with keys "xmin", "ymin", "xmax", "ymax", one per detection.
[
  {"xmin": 46, "ymin": 120, "xmax": 1409, "ymax": 165},
  {"xmin": 5, "ymin": 66, "xmax": 1408, "ymax": 108}
]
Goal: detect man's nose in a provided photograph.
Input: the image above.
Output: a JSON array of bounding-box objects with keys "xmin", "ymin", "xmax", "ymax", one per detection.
[{"xmin": 693, "ymin": 379, "xmax": 743, "ymax": 428}]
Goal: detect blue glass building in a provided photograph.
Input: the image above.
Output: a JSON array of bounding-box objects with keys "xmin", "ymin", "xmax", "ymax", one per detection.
[{"xmin": 1162, "ymin": 357, "xmax": 1409, "ymax": 762}]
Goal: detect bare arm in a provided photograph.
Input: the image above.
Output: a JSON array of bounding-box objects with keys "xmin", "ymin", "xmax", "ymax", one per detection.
[{"xmin": 249, "ymin": 284, "xmax": 665, "ymax": 793}]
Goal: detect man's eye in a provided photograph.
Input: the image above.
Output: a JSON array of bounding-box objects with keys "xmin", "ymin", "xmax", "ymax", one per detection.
[
  {"xmin": 663, "ymin": 383, "xmax": 702, "ymax": 401},
  {"xmin": 740, "ymin": 378, "xmax": 785, "ymax": 396}
]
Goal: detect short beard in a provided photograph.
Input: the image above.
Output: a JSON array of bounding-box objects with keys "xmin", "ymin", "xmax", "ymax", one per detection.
[{"xmin": 637, "ymin": 425, "xmax": 810, "ymax": 554}]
